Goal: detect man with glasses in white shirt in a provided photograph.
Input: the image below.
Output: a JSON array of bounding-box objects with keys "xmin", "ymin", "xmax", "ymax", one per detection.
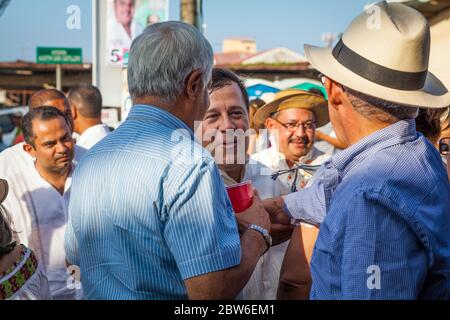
[{"xmin": 242, "ymin": 89, "xmax": 330, "ymax": 300}]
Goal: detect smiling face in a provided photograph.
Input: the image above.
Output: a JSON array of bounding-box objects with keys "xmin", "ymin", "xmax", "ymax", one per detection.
[
  {"xmin": 266, "ymin": 108, "xmax": 316, "ymax": 165},
  {"xmin": 25, "ymin": 117, "xmax": 74, "ymax": 174},
  {"xmin": 114, "ymin": 0, "xmax": 135, "ymax": 26},
  {"xmin": 200, "ymin": 82, "xmax": 249, "ymax": 165}
]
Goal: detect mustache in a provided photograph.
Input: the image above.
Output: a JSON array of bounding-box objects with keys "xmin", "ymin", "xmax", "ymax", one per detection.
[
  {"xmin": 289, "ymin": 136, "xmax": 309, "ymax": 145},
  {"xmin": 54, "ymin": 152, "xmax": 72, "ymax": 161}
]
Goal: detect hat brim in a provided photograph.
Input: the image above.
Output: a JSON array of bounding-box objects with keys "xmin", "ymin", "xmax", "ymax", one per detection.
[
  {"xmin": 304, "ymin": 44, "xmax": 450, "ymax": 109},
  {"xmin": 0, "ymin": 179, "xmax": 8, "ymax": 204},
  {"xmin": 254, "ymin": 92, "xmax": 330, "ymax": 127}
]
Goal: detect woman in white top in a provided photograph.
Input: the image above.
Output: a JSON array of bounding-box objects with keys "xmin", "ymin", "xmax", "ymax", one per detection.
[{"xmin": 0, "ymin": 179, "xmax": 50, "ymax": 300}]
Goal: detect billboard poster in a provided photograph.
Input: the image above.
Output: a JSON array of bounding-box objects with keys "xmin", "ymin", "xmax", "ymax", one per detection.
[{"xmin": 107, "ymin": 0, "xmax": 169, "ymax": 67}]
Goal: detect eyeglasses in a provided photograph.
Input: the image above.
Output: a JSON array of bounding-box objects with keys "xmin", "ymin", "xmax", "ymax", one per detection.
[
  {"xmin": 272, "ymin": 118, "xmax": 316, "ymax": 132},
  {"xmin": 439, "ymin": 137, "xmax": 450, "ymax": 156}
]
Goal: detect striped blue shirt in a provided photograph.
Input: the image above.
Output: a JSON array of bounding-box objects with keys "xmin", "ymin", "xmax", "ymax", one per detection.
[
  {"xmin": 285, "ymin": 120, "xmax": 450, "ymax": 299},
  {"xmin": 65, "ymin": 105, "xmax": 241, "ymax": 300}
]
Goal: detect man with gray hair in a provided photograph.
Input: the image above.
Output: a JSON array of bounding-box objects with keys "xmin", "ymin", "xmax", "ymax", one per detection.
[
  {"xmin": 65, "ymin": 21, "xmax": 272, "ymax": 300},
  {"xmin": 268, "ymin": 1, "xmax": 450, "ymax": 299}
]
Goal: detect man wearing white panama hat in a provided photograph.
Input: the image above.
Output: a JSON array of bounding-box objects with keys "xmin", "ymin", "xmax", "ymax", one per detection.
[{"xmin": 266, "ymin": 1, "xmax": 450, "ymax": 299}]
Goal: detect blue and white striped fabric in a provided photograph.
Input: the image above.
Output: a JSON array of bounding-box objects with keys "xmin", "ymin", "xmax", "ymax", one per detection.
[
  {"xmin": 65, "ymin": 105, "xmax": 241, "ymax": 300},
  {"xmin": 285, "ymin": 119, "xmax": 450, "ymax": 299}
]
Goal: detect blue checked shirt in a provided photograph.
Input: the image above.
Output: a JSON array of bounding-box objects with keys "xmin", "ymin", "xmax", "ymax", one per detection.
[
  {"xmin": 65, "ymin": 105, "xmax": 241, "ymax": 300},
  {"xmin": 284, "ymin": 120, "xmax": 450, "ymax": 299}
]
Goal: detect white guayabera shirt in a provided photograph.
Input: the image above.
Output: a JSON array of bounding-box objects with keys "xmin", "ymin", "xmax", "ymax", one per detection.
[
  {"xmin": 241, "ymin": 146, "xmax": 330, "ymax": 300},
  {"xmin": 76, "ymin": 124, "xmax": 111, "ymax": 150},
  {"xmin": 0, "ymin": 143, "xmax": 86, "ymax": 300}
]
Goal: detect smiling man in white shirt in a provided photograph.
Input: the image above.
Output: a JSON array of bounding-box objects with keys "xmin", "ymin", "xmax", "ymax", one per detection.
[
  {"xmin": 242, "ymin": 89, "xmax": 330, "ymax": 300},
  {"xmin": 108, "ymin": 0, "xmax": 144, "ymax": 51},
  {"xmin": 67, "ymin": 84, "xmax": 110, "ymax": 150}
]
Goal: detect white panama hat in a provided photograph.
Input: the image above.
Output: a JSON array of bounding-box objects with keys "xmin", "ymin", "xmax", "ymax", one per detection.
[{"xmin": 304, "ymin": 1, "xmax": 450, "ymax": 109}]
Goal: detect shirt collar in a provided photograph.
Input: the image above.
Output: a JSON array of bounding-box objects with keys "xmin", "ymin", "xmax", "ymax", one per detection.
[
  {"xmin": 127, "ymin": 105, "xmax": 194, "ymax": 139},
  {"xmin": 329, "ymin": 119, "xmax": 417, "ymax": 175},
  {"xmin": 267, "ymin": 146, "xmax": 320, "ymax": 169},
  {"xmin": 79, "ymin": 124, "xmax": 109, "ymax": 138}
]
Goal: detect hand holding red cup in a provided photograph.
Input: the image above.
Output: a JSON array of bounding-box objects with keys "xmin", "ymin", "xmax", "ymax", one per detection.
[{"xmin": 226, "ymin": 181, "xmax": 254, "ymax": 213}]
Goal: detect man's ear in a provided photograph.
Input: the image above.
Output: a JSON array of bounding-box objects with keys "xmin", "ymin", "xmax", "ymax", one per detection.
[
  {"xmin": 23, "ymin": 143, "xmax": 36, "ymax": 158},
  {"xmin": 265, "ymin": 117, "xmax": 275, "ymax": 130},
  {"xmin": 325, "ymin": 77, "xmax": 344, "ymax": 111},
  {"xmin": 71, "ymin": 104, "xmax": 78, "ymax": 120},
  {"xmin": 185, "ymin": 69, "xmax": 204, "ymax": 101}
]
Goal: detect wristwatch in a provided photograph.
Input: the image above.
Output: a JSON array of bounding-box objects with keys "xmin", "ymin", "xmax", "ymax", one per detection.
[{"xmin": 248, "ymin": 224, "xmax": 272, "ymax": 253}]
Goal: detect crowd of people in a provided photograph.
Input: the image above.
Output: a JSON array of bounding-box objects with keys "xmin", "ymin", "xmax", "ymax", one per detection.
[{"xmin": 1, "ymin": 1, "xmax": 450, "ymax": 300}]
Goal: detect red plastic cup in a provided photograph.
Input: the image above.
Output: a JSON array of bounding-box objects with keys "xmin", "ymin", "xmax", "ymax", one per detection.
[{"xmin": 226, "ymin": 181, "xmax": 254, "ymax": 213}]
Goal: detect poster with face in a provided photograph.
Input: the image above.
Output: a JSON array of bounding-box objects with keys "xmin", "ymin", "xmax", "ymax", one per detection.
[{"xmin": 107, "ymin": 0, "xmax": 169, "ymax": 67}]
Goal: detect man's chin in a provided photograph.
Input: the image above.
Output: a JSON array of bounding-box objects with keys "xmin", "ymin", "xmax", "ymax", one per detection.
[
  {"xmin": 54, "ymin": 161, "xmax": 72, "ymax": 171},
  {"xmin": 289, "ymin": 147, "xmax": 311, "ymax": 159},
  {"xmin": 119, "ymin": 17, "xmax": 132, "ymax": 25}
]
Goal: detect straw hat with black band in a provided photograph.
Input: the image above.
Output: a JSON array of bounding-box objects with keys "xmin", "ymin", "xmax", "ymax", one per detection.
[
  {"xmin": 254, "ymin": 89, "xmax": 329, "ymax": 128},
  {"xmin": 303, "ymin": 1, "xmax": 450, "ymax": 110}
]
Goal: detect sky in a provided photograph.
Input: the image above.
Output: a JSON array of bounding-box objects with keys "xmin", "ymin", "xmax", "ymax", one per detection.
[{"xmin": 0, "ymin": 0, "xmax": 374, "ymax": 63}]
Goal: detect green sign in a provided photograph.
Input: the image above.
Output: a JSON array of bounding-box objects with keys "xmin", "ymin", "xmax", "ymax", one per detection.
[{"xmin": 37, "ymin": 47, "xmax": 82, "ymax": 64}]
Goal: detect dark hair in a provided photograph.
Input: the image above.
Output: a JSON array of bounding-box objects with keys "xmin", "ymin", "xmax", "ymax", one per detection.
[
  {"xmin": 308, "ymin": 88, "xmax": 325, "ymax": 98},
  {"xmin": 416, "ymin": 108, "xmax": 448, "ymax": 145},
  {"xmin": 67, "ymin": 84, "xmax": 103, "ymax": 119},
  {"xmin": 249, "ymin": 99, "xmax": 266, "ymax": 131},
  {"xmin": 22, "ymin": 107, "xmax": 71, "ymax": 148},
  {"xmin": 0, "ymin": 204, "xmax": 16, "ymax": 258},
  {"xmin": 249, "ymin": 98, "xmax": 265, "ymax": 109},
  {"xmin": 210, "ymin": 68, "xmax": 249, "ymax": 110},
  {"xmin": 28, "ymin": 89, "xmax": 69, "ymax": 110},
  {"xmin": 441, "ymin": 107, "xmax": 449, "ymax": 132}
]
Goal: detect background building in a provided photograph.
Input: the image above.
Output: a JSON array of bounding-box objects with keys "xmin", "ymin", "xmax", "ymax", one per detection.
[{"xmin": 223, "ymin": 38, "xmax": 257, "ymax": 54}]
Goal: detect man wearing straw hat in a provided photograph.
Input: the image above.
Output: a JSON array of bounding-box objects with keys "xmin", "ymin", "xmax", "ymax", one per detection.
[
  {"xmin": 251, "ymin": 89, "xmax": 330, "ymax": 195},
  {"xmin": 265, "ymin": 1, "xmax": 450, "ymax": 299},
  {"xmin": 242, "ymin": 89, "xmax": 330, "ymax": 300}
]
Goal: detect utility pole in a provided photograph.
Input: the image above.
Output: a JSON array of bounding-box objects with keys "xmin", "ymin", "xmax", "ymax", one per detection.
[{"xmin": 181, "ymin": 0, "xmax": 203, "ymax": 32}]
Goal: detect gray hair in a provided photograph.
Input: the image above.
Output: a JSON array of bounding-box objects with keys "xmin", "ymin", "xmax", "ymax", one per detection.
[
  {"xmin": 128, "ymin": 21, "xmax": 214, "ymax": 104},
  {"xmin": 343, "ymin": 86, "xmax": 419, "ymax": 123}
]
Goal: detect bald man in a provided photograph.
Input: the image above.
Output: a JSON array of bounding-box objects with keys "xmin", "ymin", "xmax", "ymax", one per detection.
[
  {"xmin": 28, "ymin": 89, "xmax": 74, "ymax": 128},
  {"xmin": 0, "ymin": 89, "xmax": 86, "ymax": 300},
  {"xmin": 67, "ymin": 84, "xmax": 110, "ymax": 149}
]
